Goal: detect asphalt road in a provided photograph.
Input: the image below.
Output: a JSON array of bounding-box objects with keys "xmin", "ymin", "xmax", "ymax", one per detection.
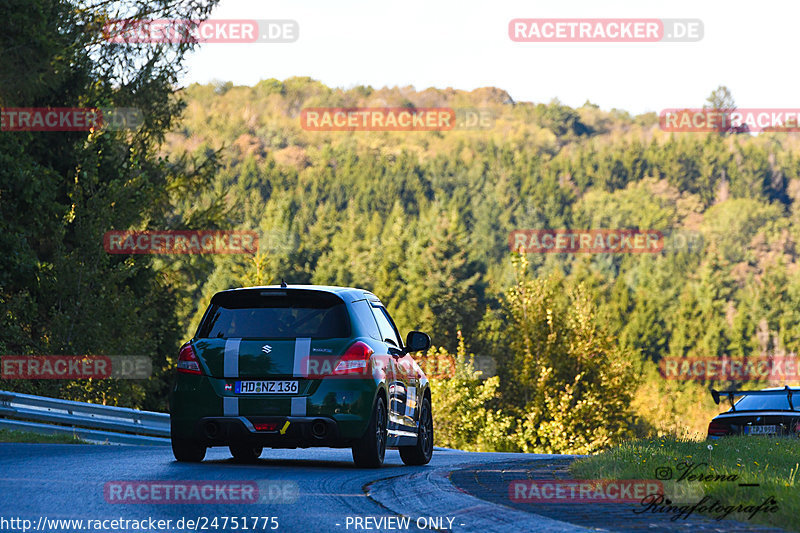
[
  {"xmin": 0, "ymin": 444, "xmax": 578, "ymax": 533},
  {"xmin": 0, "ymin": 444, "xmax": 786, "ymax": 533}
]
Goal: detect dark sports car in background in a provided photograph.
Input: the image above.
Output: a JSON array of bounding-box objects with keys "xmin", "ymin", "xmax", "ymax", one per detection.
[
  {"xmin": 707, "ymin": 386, "xmax": 800, "ymax": 438},
  {"xmin": 170, "ymin": 285, "xmax": 433, "ymax": 467}
]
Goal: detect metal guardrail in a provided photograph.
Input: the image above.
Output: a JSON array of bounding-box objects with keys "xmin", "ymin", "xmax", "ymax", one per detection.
[{"xmin": 0, "ymin": 389, "xmax": 170, "ymax": 446}]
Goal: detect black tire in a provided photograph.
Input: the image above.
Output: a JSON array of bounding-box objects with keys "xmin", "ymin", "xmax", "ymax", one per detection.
[
  {"xmin": 229, "ymin": 445, "xmax": 263, "ymax": 463},
  {"xmin": 171, "ymin": 436, "xmax": 206, "ymax": 463},
  {"xmin": 399, "ymin": 397, "xmax": 433, "ymax": 466},
  {"xmin": 352, "ymin": 395, "xmax": 387, "ymax": 468}
]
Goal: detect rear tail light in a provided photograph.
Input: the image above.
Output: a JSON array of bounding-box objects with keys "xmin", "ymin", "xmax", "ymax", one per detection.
[
  {"xmin": 177, "ymin": 344, "xmax": 202, "ymax": 375},
  {"xmin": 707, "ymin": 420, "xmax": 732, "ymax": 437},
  {"xmin": 334, "ymin": 341, "xmax": 374, "ymax": 375},
  {"xmin": 253, "ymin": 423, "xmax": 278, "ymax": 432}
]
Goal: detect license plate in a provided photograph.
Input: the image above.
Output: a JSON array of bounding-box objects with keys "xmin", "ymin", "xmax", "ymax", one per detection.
[
  {"xmin": 235, "ymin": 380, "xmax": 298, "ymax": 394},
  {"xmin": 745, "ymin": 425, "xmax": 777, "ymax": 435}
]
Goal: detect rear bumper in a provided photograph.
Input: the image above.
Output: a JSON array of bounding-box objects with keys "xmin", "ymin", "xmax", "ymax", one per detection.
[
  {"xmin": 708, "ymin": 414, "xmax": 800, "ymax": 438},
  {"xmin": 194, "ymin": 416, "xmax": 345, "ymax": 448},
  {"xmin": 170, "ymin": 373, "xmax": 381, "ymax": 446}
]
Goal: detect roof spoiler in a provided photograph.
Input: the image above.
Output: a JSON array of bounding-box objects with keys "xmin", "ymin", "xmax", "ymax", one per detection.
[{"xmin": 711, "ymin": 385, "xmax": 795, "ymax": 412}]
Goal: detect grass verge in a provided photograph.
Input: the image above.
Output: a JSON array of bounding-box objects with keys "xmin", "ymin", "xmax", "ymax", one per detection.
[
  {"xmin": 571, "ymin": 436, "xmax": 800, "ymax": 531},
  {"xmin": 0, "ymin": 428, "xmax": 87, "ymax": 444}
]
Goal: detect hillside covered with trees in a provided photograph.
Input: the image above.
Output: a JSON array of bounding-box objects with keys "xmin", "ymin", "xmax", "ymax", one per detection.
[
  {"xmin": 154, "ymin": 78, "xmax": 800, "ymax": 450},
  {"xmin": 6, "ymin": 5, "xmax": 800, "ymax": 451}
]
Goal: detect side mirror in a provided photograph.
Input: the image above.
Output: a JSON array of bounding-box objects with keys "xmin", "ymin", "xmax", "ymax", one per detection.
[{"xmin": 404, "ymin": 331, "xmax": 431, "ymax": 353}]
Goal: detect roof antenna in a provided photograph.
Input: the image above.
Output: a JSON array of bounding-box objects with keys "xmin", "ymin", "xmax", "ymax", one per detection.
[{"xmin": 280, "ymin": 279, "xmax": 288, "ymax": 288}]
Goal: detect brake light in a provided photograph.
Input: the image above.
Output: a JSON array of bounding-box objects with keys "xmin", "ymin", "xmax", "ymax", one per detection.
[
  {"xmin": 334, "ymin": 341, "xmax": 374, "ymax": 375},
  {"xmin": 707, "ymin": 420, "xmax": 731, "ymax": 437},
  {"xmin": 177, "ymin": 344, "xmax": 202, "ymax": 375},
  {"xmin": 254, "ymin": 423, "xmax": 278, "ymax": 432}
]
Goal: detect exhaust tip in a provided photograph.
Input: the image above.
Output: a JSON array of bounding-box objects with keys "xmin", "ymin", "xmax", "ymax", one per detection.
[
  {"xmin": 205, "ymin": 421, "xmax": 220, "ymax": 439},
  {"xmin": 311, "ymin": 420, "xmax": 327, "ymax": 439}
]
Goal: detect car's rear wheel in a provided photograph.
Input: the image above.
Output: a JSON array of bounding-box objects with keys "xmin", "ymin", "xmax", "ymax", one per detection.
[
  {"xmin": 230, "ymin": 445, "xmax": 263, "ymax": 463},
  {"xmin": 399, "ymin": 397, "xmax": 433, "ymax": 466},
  {"xmin": 171, "ymin": 436, "xmax": 206, "ymax": 463},
  {"xmin": 352, "ymin": 395, "xmax": 387, "ymax": 468}
]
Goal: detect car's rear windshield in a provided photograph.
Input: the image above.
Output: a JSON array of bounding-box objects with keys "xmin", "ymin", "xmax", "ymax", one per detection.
[
  {"xmin": 732, "ymin": 392, "xmax": 798, "ymax": 411},
  {"xmin": 196, "ymin": 289, "xmax": 350, "ymax": 339}
]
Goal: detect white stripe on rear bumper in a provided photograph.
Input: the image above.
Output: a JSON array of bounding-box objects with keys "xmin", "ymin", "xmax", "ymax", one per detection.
[
  {"xmin": 293, "ymin": 338, "xmax": 311, "ymax": 377},
  {"xmin": 223, "ymin": 397, "xmax": 238, "ymax": 416},
  {"xmin": 224, "ymin": 338, "xmax": 241, "ymax": 378},
  {"xmin": 291, "ymin": 397, "xmax": 306, "ymax": 416}
]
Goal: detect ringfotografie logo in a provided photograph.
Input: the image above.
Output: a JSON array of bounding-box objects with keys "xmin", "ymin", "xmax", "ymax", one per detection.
[{"xmin": 636, "ymin": 463, "xmax": 777, "ymax": 521}]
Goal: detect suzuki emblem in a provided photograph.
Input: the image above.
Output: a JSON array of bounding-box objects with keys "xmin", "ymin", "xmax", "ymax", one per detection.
[{"xmin": 262, "ymin": 344, "xmax": 272, "ymax": 354}]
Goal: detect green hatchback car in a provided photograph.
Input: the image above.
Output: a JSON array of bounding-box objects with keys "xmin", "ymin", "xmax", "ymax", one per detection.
[{"xmin": 169, "ymin": 285, "xmax": 433, "ymax": 467}]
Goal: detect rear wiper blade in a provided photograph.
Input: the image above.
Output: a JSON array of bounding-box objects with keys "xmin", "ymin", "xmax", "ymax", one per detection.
[{"xmin": 284, "ymin": 308, "xmax": 327, "ymax": 331}]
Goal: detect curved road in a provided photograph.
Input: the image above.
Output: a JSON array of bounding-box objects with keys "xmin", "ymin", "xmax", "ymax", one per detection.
[{"xmin": 0, "ymin": 444, "xmax": 784, "ymax": 533}]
